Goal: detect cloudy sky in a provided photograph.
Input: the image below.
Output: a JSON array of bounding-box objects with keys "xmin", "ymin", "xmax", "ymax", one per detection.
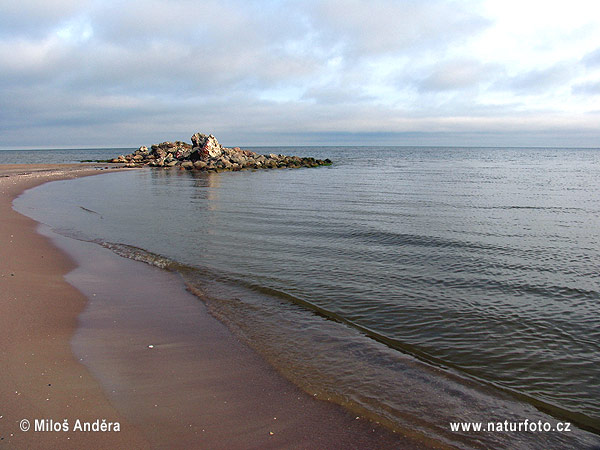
[{"xmin": 1, "ymin": 0, "xmax": 600, "ymax": 148}]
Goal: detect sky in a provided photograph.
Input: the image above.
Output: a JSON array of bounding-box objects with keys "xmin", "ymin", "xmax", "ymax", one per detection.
[{"xmin": 1, "ymin": 0, "xmax": 600, "ymax": 148}]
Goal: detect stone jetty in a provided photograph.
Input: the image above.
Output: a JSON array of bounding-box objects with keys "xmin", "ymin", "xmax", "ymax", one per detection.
[{"xmin": 111, "ymin": 133, "xmax": 331, "ymax": 172}]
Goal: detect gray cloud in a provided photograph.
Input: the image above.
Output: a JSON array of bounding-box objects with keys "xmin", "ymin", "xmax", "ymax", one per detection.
[
  {"xmin": 494, "ymin": 63, "xmax": 576, "ymax": 94},
  {"xmin": 1, "ymin": 0, "xmax": 599, "ymax": 148},
  {"xmin": 0, "ymin": 0, "xmax": 92, "ymax": 41},
  {"xmin": 582, "ymin": 48, "xmax": 600, "ymax": 67},
  {"xmin": 307, "ymin": 0, "xmax": 489, "ymax": 56},
  {"xmin": 418, "ymin": 59, "xmax": 499, "ymax": 92},
  {"xmin": 572, "ymin": 80, "xmax": 600, "ymax": 95},
  {"xmin": 301, "ymin": 85, "xmax": 376, "ymax": 104}
]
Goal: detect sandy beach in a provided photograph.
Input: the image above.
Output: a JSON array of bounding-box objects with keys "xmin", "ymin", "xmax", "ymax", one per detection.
[
  {"xmin": 0, "ymin": 164, "xmax": 149, "ymax": 449},
  {"xmin": 0, "ymin": 165, "xmax": 425, "ymax": 449}
]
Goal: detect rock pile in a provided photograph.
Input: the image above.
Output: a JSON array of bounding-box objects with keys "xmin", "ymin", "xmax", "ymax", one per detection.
[{"xmin": 111, "ymin": 133, "xmax": 331, "ymax": 171}]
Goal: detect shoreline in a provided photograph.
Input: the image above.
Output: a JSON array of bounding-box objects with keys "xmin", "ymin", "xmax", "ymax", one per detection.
[
  {"xmin": 0, "ymin": 164, "xmax": 149, "ymax": 449},
  {"xmin": 1, "ymin": 164, "xmax": 423, "ymax": 449}
]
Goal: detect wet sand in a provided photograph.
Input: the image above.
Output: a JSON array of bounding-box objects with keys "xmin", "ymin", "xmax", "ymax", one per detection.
[{"xmin": 0, "ymin": 165, "xmax": 428, "ymax": 449}]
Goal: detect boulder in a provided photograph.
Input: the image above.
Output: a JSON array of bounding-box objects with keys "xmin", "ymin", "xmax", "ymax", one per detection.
[
  {"xmin": 175, "ymin": 148, "xmax": 193, "ymax": 160},
  {"xmin": 191, "ymin": 133, "xmax": 222, "ymax": 158},
  {"xmin": 181, "ymin": 161, "xmax": 194, "ymax": 170}
]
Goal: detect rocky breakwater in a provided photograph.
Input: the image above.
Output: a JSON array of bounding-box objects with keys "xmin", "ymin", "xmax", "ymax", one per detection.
[{"xmin": 111, "ymin": 133, "xmax": 331, "ymax": 172}]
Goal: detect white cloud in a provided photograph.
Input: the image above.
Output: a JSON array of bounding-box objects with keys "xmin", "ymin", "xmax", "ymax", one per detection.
[{"xmin": 55, "ymin": 19, "xmax": 93, "ymax": 43}]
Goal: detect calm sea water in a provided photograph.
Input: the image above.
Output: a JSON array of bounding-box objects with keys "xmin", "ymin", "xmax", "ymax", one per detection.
[{"xmin": 14, "ymin": 146, "xmax": 600, "ymax": 448}]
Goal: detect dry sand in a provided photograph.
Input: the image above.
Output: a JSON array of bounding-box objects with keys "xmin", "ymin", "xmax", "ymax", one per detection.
[{"xmin": 0, "ymin": 164, "xmax": 430, "ymax": 449}]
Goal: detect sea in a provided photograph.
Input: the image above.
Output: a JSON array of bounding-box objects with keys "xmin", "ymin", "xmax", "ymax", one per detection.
[{"xmin": 6, "ymin": 146, "xmax": 600, "ymax": 449}]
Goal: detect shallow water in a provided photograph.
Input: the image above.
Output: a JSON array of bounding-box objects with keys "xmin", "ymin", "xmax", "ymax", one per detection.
[{"xmin": 14, "ymin": 146, "xmax": 600, "ymax": 448}]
